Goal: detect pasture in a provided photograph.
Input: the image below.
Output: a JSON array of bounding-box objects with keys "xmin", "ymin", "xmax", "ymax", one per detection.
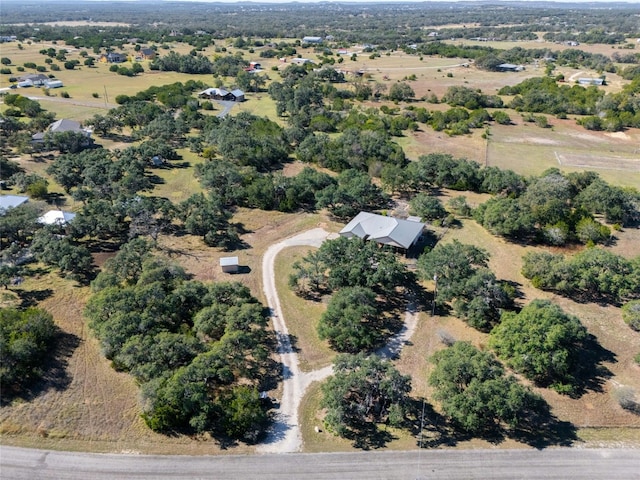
[{"xmin": 1, "ymin": 35, "xmax": 639, "ymax": 453}]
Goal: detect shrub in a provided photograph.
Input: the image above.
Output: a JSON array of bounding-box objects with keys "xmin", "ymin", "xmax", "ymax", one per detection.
[
  {"xmin": 492, "ymin": 110, "xmax": 511, "ymax": 125},
  {"xmin": 60, "ymin": 91, "xmax": 70, "ymax": 98},
  {"xmin": 0, "ymin": 307, "xmax": 57, "ymax": 393},
  {"xmin": 613, "ymin": 386, "xmax": 640, "ymax": 415},
  {"xmin": 0, "ymin": 68, "xmax": 11, "ymax": 74},
  {"xmin": 490, "ymin": 299, "xmax": 588, "ymax": 394},
  {"xmin": 622, "ymin": 300, "xmax": 640, "ymax": 331}
]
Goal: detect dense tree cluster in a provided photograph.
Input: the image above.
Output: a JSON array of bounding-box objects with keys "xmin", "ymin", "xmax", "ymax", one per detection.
[
  {"xmin": 522, "ymin": 248, "xmax": 640, "ymax": 304},
  {"xmin": 322, "ymin": 353, "xmax": 411, "ymax": 440},
  {"xmin": 30, "ymin": 227, "xmax": 93, "ymax": 281},
  {"xmin": 490, "ymin": 300, "xmax": 589, "ymax": 394},
  {"xmin": 417, "ymin": 240, "xmax": 514, "ymax": 331},
  {"xmin": 474, "ymin": 170, "xmax": 638, "ymax": 245},
  {"xmin": 150, "ymin": 51, "xmax": 213, "ymax": 74},
  {"xmin": 429, "ymin": 342, "xmax": 546, "ymax": 434},
  {"xmin": 441, "ymin": 86, "xmax": 504, "ymax": 110},
  {"xmin": 0, "ymin": 307, "xmax": 57, "ymax": 395},
  {"xmin": 2, "ymin": 2, "xmax": 637, "ymax": 50},
  {"xmin": 290, "ymin": 236, "xmax": 407, "ymax": 298},
  {"xmin": 290, "ymin": 236, "xmax": 408, "ymax": 353},
  {"xmin": 86, "ymin": 247, "xmax": 275, "ymax": 440},
  {"xmin": 499, "ymin": 77, "xmax": 603, "ymax": 116},
  {"xmin": 204, "ymin": 112, "xmax": 289, "ymax": 171}
]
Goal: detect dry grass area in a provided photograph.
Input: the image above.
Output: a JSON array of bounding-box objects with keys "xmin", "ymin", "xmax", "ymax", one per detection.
[
  {"xmin": 299, "ymin": 214, "xmax": 640, "ymax": 452},
  {"xmin": 274, "ymin": 246, "xmax": 335, "ymax": 372},
  {"xmin": 2, "ymin": 37, "xmax": 639, "ymax": 454},
  {"xmin": 0, "ymin": 209, "xmax": 334, "ymax": 454},
  {"xmin": 398, "ymin": 111, "xmax": 640, "ymax": 188}
]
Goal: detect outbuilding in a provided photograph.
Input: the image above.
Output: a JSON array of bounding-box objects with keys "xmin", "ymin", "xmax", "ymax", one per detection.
[
  {"xmin": 220, "ymin": 256, "xmax": 240, "ymax": 273},
  {"xmin": 44, "ymin": 79, "xmax": 64, "ymax": 89}
]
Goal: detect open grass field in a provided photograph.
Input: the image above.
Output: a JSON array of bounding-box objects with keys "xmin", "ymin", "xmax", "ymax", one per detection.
[
  {"xmin": 274, "ymin": 246, "xmax": 335, "ymax": 372},
  {"xmin": 1, "ymin": 34, "xmax": 639, "ymax": 453}
]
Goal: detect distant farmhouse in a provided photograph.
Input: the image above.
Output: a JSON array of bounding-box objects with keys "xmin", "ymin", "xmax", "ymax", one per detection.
[
  {"xmin": 302, "ymin": 36, "xmax": 323, "ymax": 44},
  {"xmin": 99, "ymin": 52, "xmax": 127, "ymax": 63},
  {"xmin": 340, "ymin": 212, "xmax": 425, "ymax": 251},
  {"xmin": 496, "ymin": 63, "xmax": 525, "ymax": 72},
  {"xmin": 578, "ymin": 78, "xmax": 605, "ymax": 86},
  {"xmin": 17, "ymin": 73, "xmax": 49, "ymax": 88},
  {"xmin": 44, "ymin": 79, "xmax": 64, "ymax": 89},
  {"xmin": 198, "ymin": 88, "xmax": 245, "ymax": 102},
  {"xmin": 245, "ymin": 61, "xmax": 262, "ymax": 73},
  {"xmin": 38, "ymin": 210, "xmax": 76, "ymax": 226},
  {"xmin": 32, "ymin": 119, "xmax": 92, "ymax": 143},
  {"xmin": 139, "ymin": 48, "xmax": 156, "ymax": 60}
]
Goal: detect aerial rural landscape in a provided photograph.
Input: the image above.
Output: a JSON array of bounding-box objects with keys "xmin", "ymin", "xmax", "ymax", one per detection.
[{"xmin": 0, "ymin": 0, "xmax": 639, "ymax": 470}]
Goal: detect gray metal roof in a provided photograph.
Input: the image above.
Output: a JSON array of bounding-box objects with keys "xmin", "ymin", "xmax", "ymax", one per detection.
[
  {"xmin": 0, "ymin": 195, "xmax": 29, "ymax": 214},
  {"xmin": 339, "ymin": 212, "xmax": 424, "ymax": 250}
]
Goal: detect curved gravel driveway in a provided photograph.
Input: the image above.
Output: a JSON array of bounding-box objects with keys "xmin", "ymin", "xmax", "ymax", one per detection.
[
  {"xmin": 258, "ymin": 228, "xmax": 336, "ymax": 453},
  {"xmin": 258, "ymin": 228, "xmax": 420, "ymax": 453}
]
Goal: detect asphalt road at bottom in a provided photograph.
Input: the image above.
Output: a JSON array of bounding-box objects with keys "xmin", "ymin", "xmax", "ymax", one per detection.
[{"xmin": 1, "ymin": 446, "xmax": 639, "ymax": 480}]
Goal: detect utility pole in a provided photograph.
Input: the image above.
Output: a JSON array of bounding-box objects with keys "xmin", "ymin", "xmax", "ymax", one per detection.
[{"xmin": 431, "ymin": 274, "xmax": 438, "ymax": 317}]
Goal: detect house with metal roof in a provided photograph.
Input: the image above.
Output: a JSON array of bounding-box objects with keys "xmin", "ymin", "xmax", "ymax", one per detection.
[
  {"xmin": 198, "ymin": 87, "xmax": 244, "ymax": 102},
  {"xmin": 32, "ymin": 119, "xmax": 92, "ymax": 142},
  {"xmin": 38, "ymin": 209, "xmax": 76, "ymax": 226},
  {"xmin": 0, "ymin": 195, "xmax": 29, "ymax": 214},
  {"xmin": 497, "ymin": 63, "xmax": 525, "ymax": 72},
  {"xmin": 339, "ymin": 212, "xmax": 425, "ymax": 250}
]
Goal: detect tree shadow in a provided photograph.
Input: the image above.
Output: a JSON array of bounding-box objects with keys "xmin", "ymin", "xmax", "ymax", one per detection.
[
  {"xmin": 509, "ymin": 400, "xmax": 578, "ymax": 448},
  {"xmin": 504, "ymin": 279, "xmax": 525, "ymax": 301},
  {"xmin": 408, "ymin": 396, "xmax": 578, "ymax": 450},
  {"xmin": 167, "ymin": 161, "xmax": 191, "ymax": 169},
  {"xmin": 46, "ymin": 192, "xmax": 67, "ymax": 207},
  {"xmin": 147, "ymin": 173, "xmax": 165, "ymax": 185},
  {"xmin": 568, "ymin": 333, "xmax": 615, "ymax": 398},
  {"xmin": 103, "ymin": 133, "xmax": 135, "ymax": 143},
  {"xmin": 344, "ymin": 422, "xmax": 398, "ymax": 450},
  {"xmin": 18, "ymin": 287, "xmax": 54, "ymax": 308},
  {"xmin": 0, "ymin": 329, "xmax": 80, "ymax": 405}
]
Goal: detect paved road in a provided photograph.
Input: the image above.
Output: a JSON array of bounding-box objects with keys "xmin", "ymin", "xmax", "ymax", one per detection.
[{"xmin": 2, "ymin": 446, "xmax": 638, "ymax": 480}]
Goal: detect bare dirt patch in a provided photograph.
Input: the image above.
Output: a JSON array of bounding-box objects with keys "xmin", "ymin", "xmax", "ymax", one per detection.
[{"xmin": 556, "ymin": 153, "xmax": 640, "ymax": 172}]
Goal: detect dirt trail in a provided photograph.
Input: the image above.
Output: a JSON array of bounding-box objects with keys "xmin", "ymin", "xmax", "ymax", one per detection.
[{"xmin": 258, "ymin": 228, "xmax": 420, "ymax": 453}]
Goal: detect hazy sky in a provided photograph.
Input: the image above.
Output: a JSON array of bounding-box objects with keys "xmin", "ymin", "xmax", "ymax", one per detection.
[{"xmin": 76, "ymin": 0, "xmax": 640, "ymax": 3}]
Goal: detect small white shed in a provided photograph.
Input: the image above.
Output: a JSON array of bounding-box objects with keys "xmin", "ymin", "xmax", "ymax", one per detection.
[{"xmin": 220, "ymin": 256, "xmax": 239, "ymax": 273}]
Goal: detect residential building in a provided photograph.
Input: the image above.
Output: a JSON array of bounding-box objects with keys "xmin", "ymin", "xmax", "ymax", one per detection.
[{"xmin": 339, "ymin": 212, "xmax": 425, "ymax": 250}]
